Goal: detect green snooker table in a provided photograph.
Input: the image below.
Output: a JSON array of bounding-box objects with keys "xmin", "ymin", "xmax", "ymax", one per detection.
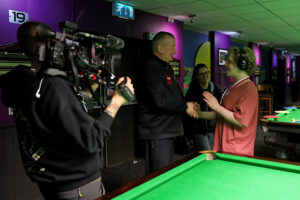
[
  {"xmin": 260, "ymin": 107, "xmax": 300, "ymax": 134},
  {"xmin": 98, "ymin": 152, "xmax": 300, "ymax": 200}
]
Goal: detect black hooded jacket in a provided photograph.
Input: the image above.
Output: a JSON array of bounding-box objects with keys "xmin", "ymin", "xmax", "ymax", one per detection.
[
  {"xmin": 0, "ymin": 65, "xmax": 113, "ymax": 191},
  {"xmin": 137, "ymin": 55, "xmax": 187, "ymax": 140}
]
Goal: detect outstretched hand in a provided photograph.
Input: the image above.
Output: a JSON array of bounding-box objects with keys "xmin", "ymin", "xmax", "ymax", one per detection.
[{"xmin": 203, "ymin": 91, "xmax": 220, "ymax": 112}]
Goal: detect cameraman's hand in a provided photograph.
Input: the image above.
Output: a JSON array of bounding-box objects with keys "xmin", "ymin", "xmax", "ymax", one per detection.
[
  {"xmin": 104, "ymin": 77, "xmax": 134, "ymax": 118},
  {"xmin": 115, "ymin": 77, "xmax": 135, "ymax": 104},
  {"xmin": 90, "ymin": 70, "xmax": 102, "ymax": 93}
]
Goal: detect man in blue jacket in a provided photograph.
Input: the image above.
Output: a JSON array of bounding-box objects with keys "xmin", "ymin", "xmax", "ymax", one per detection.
[{"xmin": 137, "ymin": 31, "xmax": 198, "ymax": 173}]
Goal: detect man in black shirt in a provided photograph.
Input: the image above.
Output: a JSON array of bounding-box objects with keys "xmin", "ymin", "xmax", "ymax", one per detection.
[{"xmin": 137, "ymin": 31, "xmax": 198, "ymax": 173}]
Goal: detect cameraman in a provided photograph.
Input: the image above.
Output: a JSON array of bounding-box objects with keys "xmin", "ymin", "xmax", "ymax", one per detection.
[{"xmin": 0, "ymin": 21, "xmax": 134, "ymax": 200}]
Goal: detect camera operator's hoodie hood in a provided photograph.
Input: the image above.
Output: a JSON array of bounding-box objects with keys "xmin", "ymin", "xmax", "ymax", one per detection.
[{"xmin": 0, "ymin": 65, "xmax": 37, "ymax": 109}]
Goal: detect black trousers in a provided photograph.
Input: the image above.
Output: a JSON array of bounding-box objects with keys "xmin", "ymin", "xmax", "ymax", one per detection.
[
  {"xmin": 143, "ymin": 138, "xmax": 174, "ymax": 174},
  {"xmin": 38, "ymin": 177, "xmax": 104, "ymax": 200}
]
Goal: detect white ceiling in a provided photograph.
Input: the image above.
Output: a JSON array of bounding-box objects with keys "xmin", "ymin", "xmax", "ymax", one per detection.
[{"xmin": 107, "ymin": 0, "xmax": 300, "ymax": 55}]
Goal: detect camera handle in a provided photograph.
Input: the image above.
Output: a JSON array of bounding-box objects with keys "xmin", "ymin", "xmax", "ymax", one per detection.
[{"xmin": 117, "ymin": 78, "xmax": 136, "ymax": 102}]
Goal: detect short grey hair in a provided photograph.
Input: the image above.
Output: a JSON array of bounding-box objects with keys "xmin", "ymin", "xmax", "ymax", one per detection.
[{"xmin": 152, "ymin": 31, "xmax": 175, "ymax": 53}]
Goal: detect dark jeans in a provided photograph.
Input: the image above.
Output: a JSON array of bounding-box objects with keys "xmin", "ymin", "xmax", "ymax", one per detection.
[
  {"xmin": 194, "ymin": 132, "xmax": 214, "ymax": 151},
  {"xmin": 38, "ymin": 177, "xmax": 104, "ymax": 200},
  {"xmin": 143, "ymin": 138, "xmax": 174, "ymax": 174}
]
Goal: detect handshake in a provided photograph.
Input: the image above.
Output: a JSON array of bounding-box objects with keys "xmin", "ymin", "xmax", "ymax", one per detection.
[
  {"xmin": 185, "ymin": 91, "xmax": 220, "ymax": 119},
  {"xmin": 186, "ymin": 102, "xmax": 200, "ymax": 119}
]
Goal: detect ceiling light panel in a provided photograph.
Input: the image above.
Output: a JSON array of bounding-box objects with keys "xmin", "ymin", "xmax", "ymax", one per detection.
[
  {"xmin": 150, "ymin": 0, "xmax": 191, "ymax": 6},
  {"xmin": 260, "ymin": 0, "xmax": 300, "ymax": 10},
  {"xmin": 193, "ymin": 9, "xmax": 232, "ymax": 19},
  {"xmin": 272, "ymin": 7, "xmax": 300, "ymax": 17},
  {"xmin": 170, "ymin": 1, "xmax": 216, "ymax": 13},
  {"xmin": 106, "ymin": 0, "xmax": 158, "ymax": 9},
  {"xmin": 147, "ymin": 7, "xmax": 183, "ymax": 17},
  {"xmin": 239, "ymin": 12, "xmax": 277, "ymax": 21},
  {"xmin": 204, "ymin": 0, "xmax": 258, "ymax": 8},
  {"xmin": 223, "ymin": 4, "xmax": 266, "ymax": 15}
]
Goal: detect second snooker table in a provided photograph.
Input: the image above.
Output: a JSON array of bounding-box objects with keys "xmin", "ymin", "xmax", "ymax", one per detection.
[
  {"xmin": 260, "ymin": 107, "xmax": 300, "ymax": 159},
  {"xmin": 260, "ymin": 107, "xmax": 300, "ymax": 134},
  {"xmin": 99, "ymin": 152, "xmax": 300, "ymax": 200}
]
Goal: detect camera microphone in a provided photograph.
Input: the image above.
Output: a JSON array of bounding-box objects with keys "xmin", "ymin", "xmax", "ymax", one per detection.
[
  {"xmin": 77, "ymin": 32, "xmax": 106, "ymax": 41},
  {"xmin": 36, "ymin": 24, "xmax": 124, "ymax": 50},
  {"xmin": 77, "ymin": 33, "xmax": 124, "ymax": 50},
  {"xmin": 105, "ymin": 35, "xmax": 125, "ymax": 50}
]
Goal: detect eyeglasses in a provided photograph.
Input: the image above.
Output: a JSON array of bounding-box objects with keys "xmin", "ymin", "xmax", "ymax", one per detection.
[{"xmin": 198, "ymin": 71, "xmax": 210, "ymax": 76}]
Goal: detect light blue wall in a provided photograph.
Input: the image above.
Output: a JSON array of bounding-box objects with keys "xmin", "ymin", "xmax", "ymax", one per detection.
[
  {"xmin": 230, "ymin": 40, "xmax": 244, "ymax": 48},
  {"xmin": 183, "ymin": 29, "xmax": 208, "ymax": 68}
]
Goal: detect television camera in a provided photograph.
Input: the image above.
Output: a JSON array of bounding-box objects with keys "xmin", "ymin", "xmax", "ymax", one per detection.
[{"xmin": 35, "ymin": 21, "xmax": 135, "ymax": 111}]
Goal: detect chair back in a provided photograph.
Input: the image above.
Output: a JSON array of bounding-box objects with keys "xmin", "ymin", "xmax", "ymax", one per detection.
[
  {"xmin": 257, "ymin": 84, "xmax": 273, "ymax": 114},
  {"xmin": 257, "ymin": 84, "xmax": 272, "ymax": 95}
]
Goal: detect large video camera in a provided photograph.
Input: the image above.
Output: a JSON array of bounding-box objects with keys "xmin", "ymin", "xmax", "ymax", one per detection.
[
  {"xmin": 35, "ymin": 21, "xmax": 135, "ymax": 111},
  {"xmin": 35, "ymin": 21, "xmax": 121, "ymax": 76}
]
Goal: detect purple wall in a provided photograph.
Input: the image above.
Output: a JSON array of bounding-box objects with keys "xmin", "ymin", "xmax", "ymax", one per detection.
[
  {"xmin": 0, "ymin": 0, "xmax": 185, "ymax": 90},
  {"xmin": 212, "ymin": 32, "xmax": 230, "ymax": 88},
  {"xmin": 272, "ymin": 50, "xmax": 278, "ymax": 68},
  {"xmin": 295, "ymin": 56, "xmax": 300, "ymax": 81},
  {"xmin": 0, "ymin": 0, "xmax": 75, "ymax": 45},
  {"xmin": 252, "ymin": 43, "xmax": 261, "ymax": 67},
  {"xmin": 286, "ymin": 55, "xmax": 291, "ymax": 69},
  {"xmin": 0, "ymin": 0, "xmax": 75, "ymax": 125},
  {"xmin": 286, "ymin": 54, "xmax": 291, "ymax": 83},
  {"xmin": 251, "ymin": 43, "xmax": 261, "ymax": 84},
  {"xmin": 0, "ymin": 0, "xmax": 184, "ymax": 124},
  {"xmin": 74, "ymin": 0, "xmax": 184, "ymax": 87}
]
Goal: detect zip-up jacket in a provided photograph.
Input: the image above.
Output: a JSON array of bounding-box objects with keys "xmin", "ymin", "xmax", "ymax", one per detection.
[{"xmin": 137, "ymin": 55, "xmax": 187, "ymax": 140}]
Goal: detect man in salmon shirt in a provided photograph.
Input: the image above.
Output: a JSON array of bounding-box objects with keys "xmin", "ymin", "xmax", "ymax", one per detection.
[{"xmin": 197, "ymin": 46, "xmax": 258, "ymax": 156}]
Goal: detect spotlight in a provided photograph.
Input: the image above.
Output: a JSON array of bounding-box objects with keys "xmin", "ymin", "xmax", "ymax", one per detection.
[
  {"xmin": 167, "ymin": 17, "xmax": 174, "ymax": 23},
  {"xmin": 238, "ymin": 31, "xmax": 243, "ymax": 38},
  {"xmin": 189, "ymin": 14, "xmax": 196, "ymax": 23}
]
